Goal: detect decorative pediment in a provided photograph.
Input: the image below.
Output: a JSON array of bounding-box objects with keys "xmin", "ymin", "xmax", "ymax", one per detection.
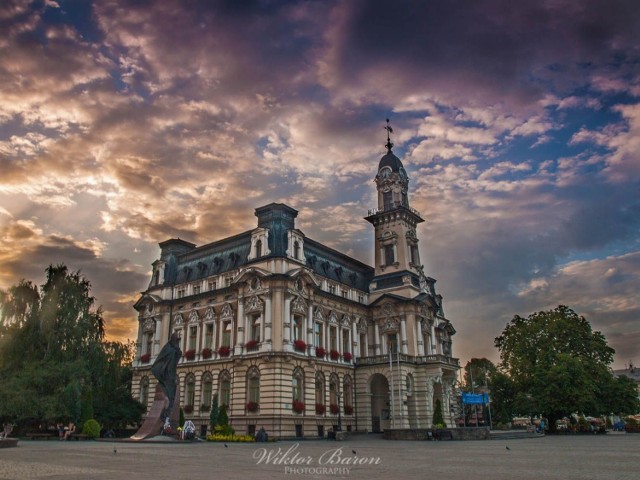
[
  {"xmin": 314, "ymin": 307, "xmax": 325, "ymax": 321},
  {"xmin": 188, "ymin": 310, "xmax": 199, "ymax": 323},
  {"xmin": 381, "ymin": 302, "xmax": 395, "ymax": 317},
  {"xmin": 358, "ymin": 317, "xmax": 369, "ymax": 334},
  {"xmin": 291, "ymin": 296, "xmax": 307, "ymax": 314},
  {"xmin": 328, "ymin": 310, "xmax": 338, "ymax": 325},
  {"xmin": 221, "ymin": 303, "xmax": 234, "ymax": 320},
  {"xmin": 204, "ymin": 307, "xmax": 216, "ymax": 322},
  {"xmin": 340, "ymin": 314, "xmax": 351, "ymax": 326},
  {"xmin": 173, "ymin": 313, "xmax": 184, "ymax": 326},
  {"xmin": 421, "ymin": 318, "xmax": 432, "ymax": 334},
  {"xmin": 379, "ymin": 317, "xmax": 400, "ymax": 334},
  {"xmin": 142, "ymin": 317, "xmax": 156, "ymax": 333},
  {"xmin": 245, "ymin": 295, "xmax": 264, "ymax": 313}
]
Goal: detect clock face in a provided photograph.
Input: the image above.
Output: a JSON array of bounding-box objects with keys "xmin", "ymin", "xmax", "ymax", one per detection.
[
  {"xmin": 399, "ymin": 167, "xmax": 408, "ymax": 179},
  {"xmin": 379, "ymin": 167, "xmax": 391, "ymax": 179}
]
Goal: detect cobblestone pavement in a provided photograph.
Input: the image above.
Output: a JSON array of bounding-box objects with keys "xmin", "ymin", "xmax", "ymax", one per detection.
[{"xmin": 0, "ymin": 434, "xmax": 638, "ymax": 480}]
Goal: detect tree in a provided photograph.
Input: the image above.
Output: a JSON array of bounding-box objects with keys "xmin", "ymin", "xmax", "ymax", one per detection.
[
  {"xmin": 209, "ymin": 394, "xmax": 220, "ymax": 433},
  {"xmin": 463, "ymin": 358, "xmax": 497, "ymax": 391},
  {"xmin": 494, "ymin": 305, "xmax": 633, "ymax": 431},
  {"xmin": 432, "ymin": 399, "xmax": 444, "ymax": 427},
  {"xmin": 0, "ymin": 265, "xmax": 144, "ymax": 430}
]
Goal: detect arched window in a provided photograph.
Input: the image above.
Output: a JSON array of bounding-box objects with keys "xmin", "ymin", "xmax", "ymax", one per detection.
[
  {"xmin": 185, "ymin": 374, "xmax": 196, "ymax": 409},
  {"xmin": 247, "ymin": 367, "xmax": 260, "ymax": 405},
  {"xmin": 384, "ymin": 244, "xmax": 395, "ymax": 266},
  {"xmin": 292, "ymin": 368, "xmax": 304, "ymax": 402},
  {"xmin": 201, "ymin": 373, "xmax": 213, "ymax": 410},
  {"xmin": 139, "ymin": 376, "xmax": 149, "ymax": 410},
  {"xmin": 383, "ymin": 191, "xmax": 393, "ymax": 210},
  {"xmin": 343, "ymin": 375, "xmax": 353, "ymax": 409},
  {"xmin": 329, "ymin": 374, "xmax": 339, "ymax": 406},
  {"xmin": 255, "ymin": 239, "xmax": 262, "ymax": 258},
  {"xmin": 154, "ymin": 270, "xmax": 160, "ymax": 285},
  {"xmin": 293, "ymin": 241, "xmax": 300, "ymax": 259},
  {"xmin": 293, "ymin": 315, "xmax": 303, "ymax": 342},
  {"xmin": 219, "ymin": 371, "xmax": 231, "ymax": 407}
]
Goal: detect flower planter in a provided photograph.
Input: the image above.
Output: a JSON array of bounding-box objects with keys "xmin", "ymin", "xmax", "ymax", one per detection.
[
  {"xmin": 184, "ymin": 350, "xmax": 196, "ymax": 361},
  {"xmin": 330, "ymin": 403, "xmax": 340, "ymax": 415},
  {"xmin": 292, "ymin": 400, "xmax": 305, "ymax": 413},
  {"xmin": 344, "ymin": 405, "xmax": 353, "ymax": 415},
  {"xmin": 329, "ymin": 349, "xmax": 340, "ymax": 360},
  {"xmin": 343, "ymin": 352, "xmax": 352, "ymax": 362},
  {"xmin": 246, "ymin": 401, "xmax": 259, "ymax": 413},
  {"xmin": 315, "ymin": 347, "xmax": 326, "ymax": 358},
  {"xmin": 201, "ymin": 348, "xmax": 213, "ymax": 359},
  {"xmin": 184, "ymin": 405, "xmax": 194, "ymax": 414},
  {"xmin": 315, "ymin": 403, "xmax": 326, "ymax": 415},
  {"xmin": 140, "ymin": 353, "xmax": 151, "ymax": 363},
  {"xmin": 245, "ymin": 340, "xmax": 259, "ymax": 352},
  {"xmin": 218, "ymin": 346, "xmax": 231, "ymax": 357},
  {"xmin": 294, "ymin": 340, "xmax": 307, "ymax": 352}
]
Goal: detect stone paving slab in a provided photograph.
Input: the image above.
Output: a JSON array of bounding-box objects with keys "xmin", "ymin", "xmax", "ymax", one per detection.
[{"xmin": 1, "ymin": 434, "xmax": 638, "ymax": 480}]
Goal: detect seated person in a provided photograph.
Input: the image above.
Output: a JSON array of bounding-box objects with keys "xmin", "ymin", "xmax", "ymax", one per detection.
[{"xmin": 64, "ymin": 422, "xmax": 76, "ymax": 440}]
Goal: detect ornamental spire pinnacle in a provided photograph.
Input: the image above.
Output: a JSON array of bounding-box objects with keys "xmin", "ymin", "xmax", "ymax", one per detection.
[{"xmin": 384, "ymin": 118, "xmax": 394, "ymax": 153}]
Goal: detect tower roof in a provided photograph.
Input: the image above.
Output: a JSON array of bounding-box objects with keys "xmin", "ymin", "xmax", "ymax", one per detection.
[{"xmin": 378, "ymin": 150, "xmax": 404, "ymax": 172}]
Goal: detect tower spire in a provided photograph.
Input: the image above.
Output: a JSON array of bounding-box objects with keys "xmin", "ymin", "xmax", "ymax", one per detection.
[{"xmin": 384, "ymin": 118, "xmax": 394, "ymax": 153}]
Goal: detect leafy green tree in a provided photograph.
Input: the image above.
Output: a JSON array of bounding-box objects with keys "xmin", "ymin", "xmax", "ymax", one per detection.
[
  {"xmin": 219, "ymin": 404, "xmax": 229, "ymax": 426},
  {"xmin": 494, "ymin": 305, "xmax": 632, "ymax": 431},
  {"xmin": 463, "ymin": 358, "xmax": 497, "ymax": 391},
  {"xmin": 432, "ymin": 399, "xmax": 444, "ymax": 427},
  {"xmin": 0, "ymin": 265, "xmax": 144, "ymax": 430},
  {"xmin": 209, "ymin": 394, "xmax": 220, "ymax": 432}
]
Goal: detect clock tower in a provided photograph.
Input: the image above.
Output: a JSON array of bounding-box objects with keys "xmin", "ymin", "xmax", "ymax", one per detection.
[{"xmin": 365, "ymin": 121, "xmax": 427, "ymax": 302}]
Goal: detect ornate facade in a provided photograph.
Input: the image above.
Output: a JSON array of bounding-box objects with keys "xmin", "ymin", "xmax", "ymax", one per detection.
[{"xmin": 132, "ymin": 140, "xmax": 459, "ymax": 438}]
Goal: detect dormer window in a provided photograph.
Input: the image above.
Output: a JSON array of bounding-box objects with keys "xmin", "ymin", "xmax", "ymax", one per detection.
[
  {"xmin": 293, "ymin": 241, "xmax": 300, "ymax": 259},
  {"xmin": 255, "ymin": 239, "xmax": 262, "ymax": 258}
]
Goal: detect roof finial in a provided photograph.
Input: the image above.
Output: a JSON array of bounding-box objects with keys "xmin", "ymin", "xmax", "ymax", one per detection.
[{"xmin": 384, "ymin": 118, "xmax": 394, "ymax": 153}]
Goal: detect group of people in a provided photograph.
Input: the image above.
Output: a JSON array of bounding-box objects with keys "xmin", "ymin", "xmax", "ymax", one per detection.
[{"xmin": 56, "ymin": 422, "xmax": 76, "ymax": 440}]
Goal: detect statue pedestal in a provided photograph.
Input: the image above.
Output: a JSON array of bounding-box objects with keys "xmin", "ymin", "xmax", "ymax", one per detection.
[{"xmin": 130, "ymin": 384, "xmax": 180, "ymax": 441}]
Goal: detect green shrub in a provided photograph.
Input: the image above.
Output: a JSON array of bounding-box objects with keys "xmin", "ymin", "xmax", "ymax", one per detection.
[
  {"xmin": 82, "ymin": 419, "xmax": 101, "ymax": 438},
  {"xmin": 214, "ymin": 424, "xmax": 235, "ymax": 436}
]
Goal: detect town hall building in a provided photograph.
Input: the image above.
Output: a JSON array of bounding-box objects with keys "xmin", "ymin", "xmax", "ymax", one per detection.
[{"xmin": 131, "ymin": 132, "xmax": 459, "ymax": 438}]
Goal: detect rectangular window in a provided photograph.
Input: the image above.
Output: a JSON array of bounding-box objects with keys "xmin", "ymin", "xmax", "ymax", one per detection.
[
  {"xmin": 314, "ymin": 322, "xmax": 323, "ymax": 347},
  {"xmin": 208, "ymin": 280, "xmax": 216, "ymax": 291},
  {"xmin": 189, "ymin": 326, "xmax": 197, "ymax": 351},
  {"xmin": 383, "ymin": 191, "xmax": 393, "ymax": 210},
  {"xmin": 358, "ymin": 294, "xmax": 364, "ymax": 303},
  {"xmin": 222, "ymin": 321, "xmax": 231, "ymax": 346},
  {"xmin": 360, "ymin": 333, "xmax": 367, "ymax": 356},
  {"xmin": 205, "ymin": 323, "xmax": 214, "ymax": 348},
  {"xmin": 342, "ymin": 330, "xmax": 350, "ymax": 354},
  {"xmin": 225, "ymin": 277, "xmax": 232, "ymax": 288},
  {"xmin": 293, "ymin": 316, "xmax": 303, "ymax": 341},
  {"xmin": 387, "ymin": 333, "xmax": 398, "ymax": 354},
  {"xmin": 329, "ymin": 284, "xmax": 336, "ymax": 295},
  {"xmin": 251, "ymin": 315, "xmax": 261, "ymax": 342},
  {"xmin": 145, "ymin": 332, "xmax": 153, "ymax": 355},
  {"xmin": 193, "ymin": 284, "xmax": 201, "ymax": 295},
  {"xmin": 177, "ymin": 288, "xmax": 185, "ymax": 299},
  {"xmin": 384, "ymin": 245, "xmax": 395, "ymax": 266},
  {"xmin": 329, "ymin": 326, "xmax": 337, "ymax": 351},
  {"xmin": 341, "ymin": 289, "xmax": 348, "ymax": 298}
]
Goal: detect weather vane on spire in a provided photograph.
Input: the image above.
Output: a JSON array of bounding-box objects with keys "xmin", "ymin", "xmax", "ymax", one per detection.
[{"xmin": 384, "ymin": 118, "xmax": 394, "ymax": 152}]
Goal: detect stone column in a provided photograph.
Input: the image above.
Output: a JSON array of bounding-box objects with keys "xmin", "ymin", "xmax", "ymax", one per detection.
[
  {"xmin": 400, "ymin": 317, "xmax": 408, "ymax": 355},
  {"xmin": 307, "ymin": 304, "xmax": 314, "ymax": 355},
  {"xmin": 352, "ymin": 321, "xmax": 358, "ymax": 358},
  {"xmin": 374, "ymin": 322, "xmax": 381, "ymax": 355},
  {"xmin": 234, "ymin": 298, "xmax": 244, "ymax": 355},
  {"xmin": 264, "ymin": 294, "xmax": 272, "ymax": 347},
  {"xmin": 135, "ymin": 317, "xmax": 144, "ymax": 361},
  {"xmin": 283, "ymin": 295, "xmax": 292, "ymax": 351},
  {"xmin": 430, "ymin": 324, "xmax": 437, "ymax": 354},
  {"xmin": 417, "ymin": 321, "xmax": 425, "ymax": 356}
]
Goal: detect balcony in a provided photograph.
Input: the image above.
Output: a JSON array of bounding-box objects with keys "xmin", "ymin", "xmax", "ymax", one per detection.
[
  {"xmin": 367, "ymin": 201, "xmax": 422, "ymax": 218},
  {"xmin": 355, "ymin": 353, "xmax": 459, "ymax": 367}
]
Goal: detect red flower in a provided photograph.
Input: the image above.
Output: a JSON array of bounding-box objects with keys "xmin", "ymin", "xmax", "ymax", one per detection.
[
  {"xmin": 201, "ymin": 348, "xmax": 212, "ymax": 359},
  {"xmin": 330, "ymin": 403, "xmax": 340, "ymax": 415},
  {"xmin": 246, "ymin": 401, "xmax": 259, "ymax": 412},
  {"xmin": 315, "ymin": 347, "xmax": 326, "ymax": 358},
  {"xmin": 245, "ymin": 339, "xmax": 259, "ymax": 351},
  {"xmin": 184, "ymin": 405, "xmax": 194, "ymax": 414},
  {"xmin": 344, "ymin": 405, "xmax": 354, "ymax": 415},
  {"xmin": 315, "ymin": 403, "xmax": 326, "ymax": 415},
  {"xmin": 140, "ymin": 353, "xmax": 151, "ymax": 363},
  {"xmin": 292, "ymin": 400, "xmax": 305, "ymax": 413},
  {"xmin": 218, "ymin": 345, "xmax": 231, "ymax": 357},
  {"xmin": 343, "ymin": 352, "xmax": 352, "ymax": 362},
  {"xmin": 184, "ymin": 350, "xmax": 196, "ymax": 360},
  {"xmin": 329, "ymin": 349, "xmax": 340, "ymax": 360},
  {"xmin": 294, "ymin": 339, "xmax": 307, "ymax": 352}
]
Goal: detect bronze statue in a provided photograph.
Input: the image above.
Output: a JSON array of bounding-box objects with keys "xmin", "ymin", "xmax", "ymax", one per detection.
[{"xmin": 151, "ymin": 332, "xmax": 182, "ymax": 420}]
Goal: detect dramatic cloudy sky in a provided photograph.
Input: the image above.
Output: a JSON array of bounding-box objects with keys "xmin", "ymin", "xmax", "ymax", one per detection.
[{"xmin": 1, "ymin": 0, "xmax": 639, "ymax": 369}]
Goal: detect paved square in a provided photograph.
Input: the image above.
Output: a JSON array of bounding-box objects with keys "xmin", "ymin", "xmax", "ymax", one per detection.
[{"xmin": 0, "ymin": 434, "xmax": 637, "ymax": 480}]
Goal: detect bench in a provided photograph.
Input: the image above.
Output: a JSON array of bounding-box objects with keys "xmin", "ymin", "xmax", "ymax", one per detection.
[
  {"xmin": 435, "ymin": 429, "xmax": 453, "ymax": 440},
  {"xmin": 69, "ymin": 433, "xmax": 91, "ymax": 441},
  {"xmin": 27, "ymin": 433, "xmax": 54, "ymax": 440}
]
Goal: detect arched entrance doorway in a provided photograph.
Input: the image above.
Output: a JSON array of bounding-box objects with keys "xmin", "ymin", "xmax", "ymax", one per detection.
[{"xmin": 369, "ymin": 373, "xmax": 390, "ymax": 433}]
